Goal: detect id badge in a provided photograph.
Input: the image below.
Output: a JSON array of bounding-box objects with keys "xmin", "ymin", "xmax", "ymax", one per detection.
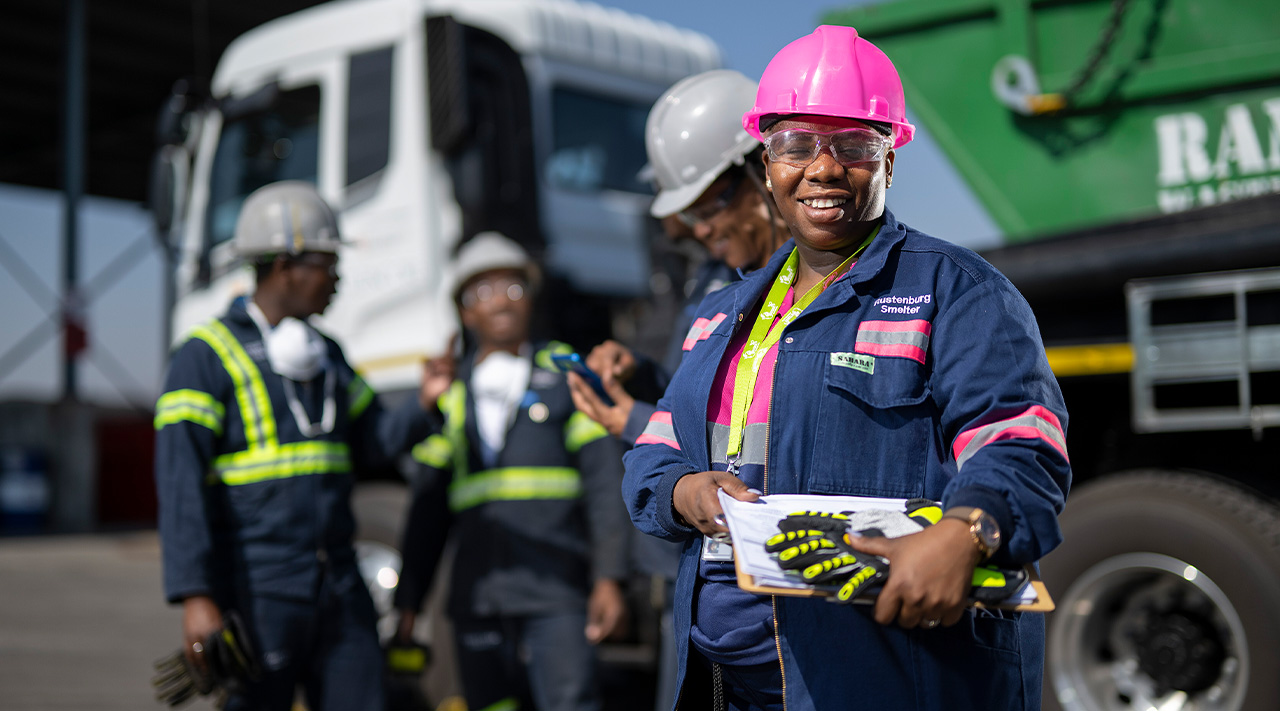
[{"xmin": 701, "ymin": 534, "xmax": 734, "ymax": 562}]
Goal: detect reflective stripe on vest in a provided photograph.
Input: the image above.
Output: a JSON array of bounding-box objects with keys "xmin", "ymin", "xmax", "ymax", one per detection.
[
  {"xmin": 188, "ymin": 318, "xmax": 348, "ymax": 486},
  {"xmin": 438, "ymin": 380, "xmax": 470, "ymax": 479},
  {"xmin": 347, "ymin": 374, "xmax": 375, "ymax": 420},
  {"xmin": 209, "ymin": 440, "xmax": 352, "ymax": 486},
  {"xmin": 448, "ymin": 466, "xmax": 582, "ymax": 512},
  {"xmin": 191, "ymin": 321, "xmax": 277, "ymax": 450},
  {"xmin": 155, "ymin": 388, "xmax": 225, "ymax": 435}
]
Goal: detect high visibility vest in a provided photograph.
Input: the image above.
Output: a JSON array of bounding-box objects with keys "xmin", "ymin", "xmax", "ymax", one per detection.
[
  {"xmin": 429, "ymin": 344, "xmax": 608, "ymax": 513},
  {"xmin": 154, "ymin": 319, "xmax": 351, "ymax": 486}
]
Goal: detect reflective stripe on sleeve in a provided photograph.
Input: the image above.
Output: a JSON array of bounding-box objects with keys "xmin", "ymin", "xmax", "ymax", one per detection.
[
  {"xmin": 209, "ymin": 441, "xmax": 351, "ymax": 486},
  {"xmin": 347, "ymin": 375, "xmax": 375, "ymax": 419},
  {"xmin": 534, "ymin": 341, "xmax": 575, "ymax": 372},
  {"xmin": 953, "ymin": 405, "xmax": 1068, "ymax": 470},
  {"xmin": 636, "ymin": 410, "xmax": 680, "ymax": 449},
  {"xmin": 412, "ymin": 434, "xmax": 454, "ymax": 469},
  {"xmin": 681, "ymin": 313, "xmax": 728, "ymax": 351},
  {"xmin": 447, "ymin": 467, "xmax": 581, "ymax": 512},
  {"xmin": 154, "ymin": 389, "xmax": 225, "ymax": 435},
  {"xmin": 854, "ymin": 319, "xmax": 931, "ymax": 364},
  {"xmin": 564, "ymin": 411, "xmax": 608, "ymax": 454}
]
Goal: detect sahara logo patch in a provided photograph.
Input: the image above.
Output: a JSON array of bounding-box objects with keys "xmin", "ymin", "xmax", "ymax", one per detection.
[{"xmin": 831, "ymin": 352, "xmax": 875, "ymax": 374}]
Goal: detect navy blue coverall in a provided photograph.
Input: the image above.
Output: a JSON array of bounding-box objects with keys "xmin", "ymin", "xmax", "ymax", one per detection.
[{"xmin": 154, "ymin": 297, "xmax": 430, "ymax": 710}]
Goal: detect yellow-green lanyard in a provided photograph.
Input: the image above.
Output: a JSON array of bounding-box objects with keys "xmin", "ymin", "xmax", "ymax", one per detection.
[{"xmin": 725, "ymin": 227, "xmax": 878, "ymax": 462}]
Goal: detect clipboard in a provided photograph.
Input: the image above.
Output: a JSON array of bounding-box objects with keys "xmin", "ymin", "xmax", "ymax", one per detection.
[{"xmin": 718, "ymin": 491, "xmax": 1055, "ymax": 613}]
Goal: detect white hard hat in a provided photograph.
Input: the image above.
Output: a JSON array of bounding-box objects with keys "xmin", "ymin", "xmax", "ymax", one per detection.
[
  {"xmin": 233, "ymin": 181, "xmax": 342, "ymax": 257},
  {"xmin": 646, "ymin": 70, "xmax": 761, "ymax": 219},
  {"xmin": 449, "ymin": 232, "xmax": 539, "ymax": 302}
]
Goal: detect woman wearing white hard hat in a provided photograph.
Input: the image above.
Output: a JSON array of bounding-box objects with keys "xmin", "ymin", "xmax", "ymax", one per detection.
[{"xmin": 622, "ymin": 26, "xmax": 1070, "ymax": 711}]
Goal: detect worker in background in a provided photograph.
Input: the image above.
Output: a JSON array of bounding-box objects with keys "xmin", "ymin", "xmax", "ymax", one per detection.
[
  {"xmin": 154, "ymin": 181, "xmax": 434, "ymax": 711},
  {"xmin": 623, "ymin": 26, "xmax": 1070, "ymax": 710},
  {"xmin": 567, "ymin": 68, "xmax": 789, "ymax": 445},
  {"xmin": 393, "ymin": 232, "xmax": 630, "ymax": 711},
  {"xmin": 565, "ymin": 69, "xmax": 789, "ymax": 711}
]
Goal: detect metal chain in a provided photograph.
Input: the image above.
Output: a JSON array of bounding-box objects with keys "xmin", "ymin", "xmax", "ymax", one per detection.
[{"xmin": 1063, "ymin": 0, "xmax": 1132, "ymax": 99}]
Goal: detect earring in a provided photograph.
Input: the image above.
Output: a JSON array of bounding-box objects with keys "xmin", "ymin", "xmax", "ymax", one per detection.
[{"xmin": 765, "ymin": 178, "xmax": 772, "ymax": 190}]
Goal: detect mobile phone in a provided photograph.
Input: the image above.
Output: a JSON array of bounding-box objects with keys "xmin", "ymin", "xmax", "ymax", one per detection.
[{"xmin": 551, "ymin": 353, "xmax": 614, "ymax": 406}]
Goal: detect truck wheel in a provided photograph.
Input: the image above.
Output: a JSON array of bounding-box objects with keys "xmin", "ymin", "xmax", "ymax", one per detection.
[{"xmin": 1042, "ymin": 471, "xmax": 1280, "ymax": 711}]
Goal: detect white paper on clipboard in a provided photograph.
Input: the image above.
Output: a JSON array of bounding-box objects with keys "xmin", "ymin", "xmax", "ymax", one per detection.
[{"xmin": 716, "ymin": 490, "xmax": 907, "ymax": 590}]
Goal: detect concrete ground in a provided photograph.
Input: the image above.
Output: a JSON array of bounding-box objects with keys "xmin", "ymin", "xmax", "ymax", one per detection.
[{"xmin": 0, "ymin": 531, "xmax": 217, "ymax": 711}]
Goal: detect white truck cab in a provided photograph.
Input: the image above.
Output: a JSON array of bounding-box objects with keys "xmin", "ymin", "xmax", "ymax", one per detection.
[{"xmin": 154, "ymin": 0, "xmax": 719, "ymax": 391}]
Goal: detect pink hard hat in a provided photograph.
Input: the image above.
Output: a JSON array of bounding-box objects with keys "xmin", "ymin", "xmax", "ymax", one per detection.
[{"xmin": 743, "ymin": 25, "xmax": 915, "ymax": 149}]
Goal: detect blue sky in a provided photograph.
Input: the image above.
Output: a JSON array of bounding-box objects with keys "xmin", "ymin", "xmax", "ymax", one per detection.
[{"xmin": 0, "ymin": 0, "xmax": 999, "ymax": 407}]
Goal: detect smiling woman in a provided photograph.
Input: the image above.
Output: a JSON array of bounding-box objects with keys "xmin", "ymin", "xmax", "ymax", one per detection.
[{"xmin": 621, "ymin": 25, "xmax": 1072, "ymax": 711}]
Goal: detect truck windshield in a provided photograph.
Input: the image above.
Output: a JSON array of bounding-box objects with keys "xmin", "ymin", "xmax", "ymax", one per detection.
[
  {"xmin": 205, "ymin": 85, "xmax": 321, "ymax": 249},
  {"xmin": 547, "ymin": 87, "xmax": 650, "ymax": 194}
]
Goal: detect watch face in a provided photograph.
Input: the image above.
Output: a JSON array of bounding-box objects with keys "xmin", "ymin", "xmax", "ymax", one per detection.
[{"xmin": 976, "ymin": 514, "xmax": 1001, "ymax": 549}]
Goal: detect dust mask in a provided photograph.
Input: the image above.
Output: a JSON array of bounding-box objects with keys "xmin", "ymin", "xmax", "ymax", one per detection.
[
  {"xmin": 263, "ymin": 317, "xmax": 327, "ymax": 382},
  {"xmin": 246, "ymin": 302, "xmax": 336, "ymax": 436}
]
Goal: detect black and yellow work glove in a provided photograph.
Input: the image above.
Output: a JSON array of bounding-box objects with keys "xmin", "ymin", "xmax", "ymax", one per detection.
[
  {"xmin": 152, "ymin": 612, "xmax": 261, "ymax": 709},
  {"xmin": 969, "ymin": 565, "xmax": 1029, "ymax": 605},
  {"xmin": 385, "ymin": 640, "xmax": 431, "ymax": 676},
  {"xmin": 765, "ymin": 512, "xmax": 890, "ymax": 603}
]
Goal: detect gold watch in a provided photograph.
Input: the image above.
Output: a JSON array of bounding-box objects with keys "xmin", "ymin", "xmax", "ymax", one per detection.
[{"xmin": 942, "ymin": 507, "xmax": 1001, "ymax": 562}]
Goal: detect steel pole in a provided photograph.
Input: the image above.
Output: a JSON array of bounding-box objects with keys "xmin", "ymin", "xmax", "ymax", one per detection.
[{"xmin": 61, "ymin": 0, "xmax": 86, "ymax": 401}]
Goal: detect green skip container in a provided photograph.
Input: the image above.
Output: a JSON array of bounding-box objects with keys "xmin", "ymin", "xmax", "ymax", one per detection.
[{"xmin": 823, "ymin": 0, "xmax": 1280, "ymax": 242}]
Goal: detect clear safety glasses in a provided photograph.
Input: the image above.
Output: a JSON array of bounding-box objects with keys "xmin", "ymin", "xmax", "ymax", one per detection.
[
  {"xmin": 677, "ymin": 171, "xmax": 744, "ymax": 227},
  {"xmin": 290, "ymin": 253, "xmax": 340, "ymax": 279},
  {"xmin": 461, "ymin": 276, "xmax": 526, "ymax": 308},
  {"xmin": 764, "ymin": 127, "xmax": 889, "ymax": 168}
]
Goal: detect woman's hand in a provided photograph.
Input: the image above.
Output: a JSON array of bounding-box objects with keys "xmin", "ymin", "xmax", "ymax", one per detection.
[
  {"xmin": 845, "ymin": 519, "xmax": 979, "ymax": 629},
  {"xmin": 672, "ymin": 471, "xmax": 760, "ymax": 536},
  {"xmin": 585, "ymin": 340, "xmax": 637, "ymax": 384},
  {"xmin": 566, "ymin": 372, "xmax": 634, "ymax": 437}
]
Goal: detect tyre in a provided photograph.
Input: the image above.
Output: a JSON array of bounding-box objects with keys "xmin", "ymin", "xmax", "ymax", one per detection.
[{"xmin": 1041, "ymin": 471, "xmax": 1280, "ymax": 711}]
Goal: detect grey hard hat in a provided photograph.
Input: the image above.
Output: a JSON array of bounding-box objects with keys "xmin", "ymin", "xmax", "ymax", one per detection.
[
  {"xmin": 233, "ymin": 181, "xmax": 342, "ymax": 257},
  {"xmin": 646, "ymin": 69, "xmax": 761, "ymax": 219},
  {"xmin": 450, "ymin": 232, "xmax": 540, "ymax": 302}
]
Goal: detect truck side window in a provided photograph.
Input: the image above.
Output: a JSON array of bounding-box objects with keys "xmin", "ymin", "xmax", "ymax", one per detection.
[
  {"xmin": 346, "ymin": 46, "xmax": 394, "ymax": 186},
  {"xmin": 546, "ymin": 88, "xmax": 650, "ymax": 194},
  {"xmin": 205, "ymin": 85, "xmax": 321, "ymax": 250}
]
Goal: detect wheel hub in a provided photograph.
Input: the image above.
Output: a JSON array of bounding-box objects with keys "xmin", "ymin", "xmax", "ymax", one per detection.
[
  {"xmin": 1049, "ymin": 553, "xmax": 1249, "ymax": 711},
  {"xmin": 1131, "ymin": 611, "xmax": 1226, "ymax": 693}
]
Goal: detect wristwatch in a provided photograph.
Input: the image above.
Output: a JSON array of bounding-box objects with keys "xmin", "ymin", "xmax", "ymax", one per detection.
[{"xmin": 942, "ymin": 507, "xmax": 1001, "ymax": 562}]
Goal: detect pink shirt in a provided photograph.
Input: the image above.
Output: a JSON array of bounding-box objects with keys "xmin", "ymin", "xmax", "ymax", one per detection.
[{"xmin": 707, "ymin": 289, "xmax": 796, "ymax": 438}]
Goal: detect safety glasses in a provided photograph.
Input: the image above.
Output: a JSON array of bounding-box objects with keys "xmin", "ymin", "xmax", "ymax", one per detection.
[
  {"xmin": 461, "ymin": 276, "xmax": 526, "ymax": 308},
  {"xmin": 677, "ymin": 171, "xmax": 744, "ymax": 227},
  {"xmin": 289, "ymin": 253, "xmax": 339, "ymax": 279},
  {"xmin": 764, "ymin": 127, "xmax": 889, "ymax": 168}
]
